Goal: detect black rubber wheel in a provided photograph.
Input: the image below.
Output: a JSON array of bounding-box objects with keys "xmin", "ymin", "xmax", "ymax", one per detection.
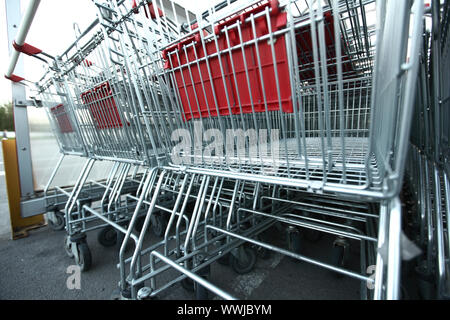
[
  {"xmin": 48, "ymin": 211, "xmax": 65, "ymax": 231},
  {"xmin": 76, "ymin": 242, "xmax": 92, "ymax": 272},
  {"xmin": 98, "ymin": 226, "xmax": 117, "ymax": 247},
  {"xmin": 331, "ymin": 245, "xmax": 345, "ymax": 278},
  {"xmin": 230, "ymin": 246, "xmax": 257, "ymax": 275},
  {"xmin": 151, "ymin": 213, "xmax": 167, "ymax": 238},
  {"xmin": 64, "ymin": 235, "xmax": 74, "ymax": 258}
]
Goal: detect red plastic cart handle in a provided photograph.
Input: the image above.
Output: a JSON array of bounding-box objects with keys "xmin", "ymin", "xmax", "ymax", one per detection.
[
  {"xmin": 4, "ymin": 74, "xmax": 25, "ymax": 83},
  {"xmin": 214, "ymin": 0, "xmax": 280, "ymax": 35},
  {"xmin": 12, "ymin": 41, "xmax": 42, "ymax": 56}
]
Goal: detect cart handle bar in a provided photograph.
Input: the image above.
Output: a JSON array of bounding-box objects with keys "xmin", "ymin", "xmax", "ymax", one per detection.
[{"xmin": 5, "ymin": 0, "xmax": 42, "ymax": 83}]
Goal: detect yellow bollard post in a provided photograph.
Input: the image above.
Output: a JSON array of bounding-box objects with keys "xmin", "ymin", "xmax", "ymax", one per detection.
[{"xmin": 2, "ymin": 139, "xmax": 44, "ymax": 239}]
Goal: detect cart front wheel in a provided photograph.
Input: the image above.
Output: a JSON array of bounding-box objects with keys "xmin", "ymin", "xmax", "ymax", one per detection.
[
  {"xmin": 49, "ymin": 211, "xmax": 65, "ymax": 231},
  {"xmin": 98, "ymin": 225, "xmax": 117, "ymax": 247},
  {"xmin": 75, "ymin": 242, "xmax": 92, "ymax": 272},
  {"xmin": 230, "ymin": 246, "xmax": 257, "ymax": 275},
  {"xmin": 64, "ymin": 235, "xmax": 74, "ymax": 258}
]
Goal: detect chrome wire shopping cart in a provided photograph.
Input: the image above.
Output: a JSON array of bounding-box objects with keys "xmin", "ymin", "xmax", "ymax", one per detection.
[
  {"xmin": 95, "ymin": 0, "xmax": 425, "ymax": 300},
  {"xmin": 9, "ymin": 0, "xmax": 427, "ymax": 299},
  {"xmin": 32, "ymin": 0, "xmax": 184, "ymax": 270},
  {"xmin": 38, "ymin": 72, "xmax": 149, "ymax": 270},
  {"xmin": 405, "ymin": 0, "xmax": 449, "ymax": 300},
  {"xmin": 153, "ymin": 0, "xmax": 421, "ymax": 201},
  {"xmin": 37, "ymin": 71, "xmax": 116, "ymax": 234}
]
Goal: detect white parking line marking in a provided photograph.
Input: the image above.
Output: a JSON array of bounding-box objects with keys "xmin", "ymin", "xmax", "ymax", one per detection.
[
  {"xmin": 232, "ymin": 271, "xmax": 268, "ymax": 297},
  {"xmin": 224, "ymin": 252, "xmax": 284, "ymax": 299},
  {"xmin": 270, "ymin": 253, "xmax": 284, "ymax": 269}
]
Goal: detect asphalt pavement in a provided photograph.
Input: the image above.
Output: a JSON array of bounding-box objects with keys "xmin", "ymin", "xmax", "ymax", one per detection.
[
  {"xmin": 0, "ymin": 223, "xmax": 361, "ymax": 300},
  {"xmin": 0, "ymin": 138, "xmax": 361, "ymax": 300}
]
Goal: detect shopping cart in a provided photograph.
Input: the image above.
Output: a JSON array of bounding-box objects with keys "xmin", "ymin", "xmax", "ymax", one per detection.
[
  {"xmin": 12, "ymin": 0, "xmax": 425, "ymax": 298},
  {"xmin": 406, "ymin": 0, "xmax": 449, "ymax": 299},
  {"xmin": 102, "ymin": 0, "xmax": 425, "ymax": 300},
  {"xmin": 38, "ymin": 73, "xmax": 149, "ymax": 270},
  {"xmin": 37, "ymin": 71, "xmax": 111, "ymax": 232},
  {"xmin": 32, "ymin": 0, "xmax": 181, "ymax": 270},
  {"xmin": 153, "ymin": 0, "xmax": 420, "ymax": 201}
]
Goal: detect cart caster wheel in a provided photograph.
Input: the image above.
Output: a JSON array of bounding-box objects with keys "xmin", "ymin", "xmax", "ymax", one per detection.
[
  {"xmin": 118, "ymin": 283, "xmax": 145, "ymax": 300},
  {"xmin": 75, "ymin": 242, "xmax": 92, "ymax": 272},
  {"xmin": 230, "ymin": 246, "xmax": 257, "ymax": 275},
  {"xmin": 137, "ymin": 287, "xmax": 154, "ymax": 300},
  {"xmin": 331, "ymin": 245, "xmax": 346, "ymax": 278},
  {"xmin": 119, "ymin": 287, "xmax": 133, "ymax": 300},
  {"xmin": 64, "ymin": 235, "xmax": 74, "ymax": 258},
  {"xmin": 151, "ymin": 213, "xmax": 167, "ymax": 238},
  {"xmin": 48, "ymin": 211, "xmax": 65, "ymax": 231},
  {"xmin": 98, "ymin": 225, "xmax": 117, "ymax": 247}
]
